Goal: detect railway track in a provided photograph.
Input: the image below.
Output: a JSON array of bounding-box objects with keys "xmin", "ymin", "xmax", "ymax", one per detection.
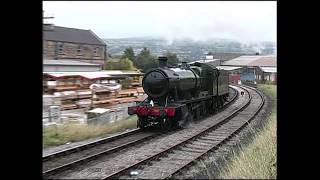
[
  {"xmin": 103, "ymin": 85, "xmax": 264, "ymax": 179},
  {"xmin": 42, "ymin": 87, "xmax": 238, "ymax": 179},
  {"xmin": 42, "ymin": 128, "xmax": 163, "ymax": 177}
]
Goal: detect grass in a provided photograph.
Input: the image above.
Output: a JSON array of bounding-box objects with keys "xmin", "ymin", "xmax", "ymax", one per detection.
[
  {"xmin": 43, "ymin": 115, "xmax": 138, "ymax": 148},
  {"xmin": 219, "ymin": 84, "xmax": 277, "ymax": 179}
]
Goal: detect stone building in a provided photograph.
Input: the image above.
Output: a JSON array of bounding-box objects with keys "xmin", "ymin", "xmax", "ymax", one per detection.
[{"xmin": 43, "ymin": 25, "xmax": 107, "ymax": 66}]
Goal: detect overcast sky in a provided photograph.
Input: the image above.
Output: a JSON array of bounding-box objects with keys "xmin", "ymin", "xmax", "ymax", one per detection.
[{"xmin": 43, "ymin": 1, "xmax": 276, "ymax": 43}]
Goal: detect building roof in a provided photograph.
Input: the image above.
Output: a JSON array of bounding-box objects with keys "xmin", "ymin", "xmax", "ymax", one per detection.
[
  {"xmin": 222, "ymin": 55, "xmax": 276, "ymax": 67},
  {"xmin": 260, "ymin": 67, "xmax": 277, "ymax": 73},
  {"xmin": 43, "ymin": 70, "xmax": 143, "ymax": 80},
  {"xmin": 87, "ymin": 108, "xmax": 110, "ymax": 114},
  {"xmin": 43, "ymin": 59, "xmax": 101, "ymax": 66},
  {"xmin": 191, "ymin": 59, "xmax": 220, "ymax": 63},
  {"xmin": 43, "ymin": 26, "xmax": 106, "ymax": 46},
  {"xmin": 216, "ymin": 66, "xmax": 243, "ymax": 71},
  {"xmin": 99, "ymin": 70, "xmax": 144, "ymax": 75}
]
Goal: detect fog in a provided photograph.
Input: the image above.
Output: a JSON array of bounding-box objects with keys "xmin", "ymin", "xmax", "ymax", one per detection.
[{"xmin": 43, "ymin": 1, "xmax": 276, "ymax": 43}]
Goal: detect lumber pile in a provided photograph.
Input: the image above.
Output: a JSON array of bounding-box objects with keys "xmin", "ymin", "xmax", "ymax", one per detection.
[
  {"xmin": 77, "ymin": 90, "xmax": 92, "ymax": 99},
  {"xmin": 75, "ymin": 99, "xmax": 92, "ymax": 108}
]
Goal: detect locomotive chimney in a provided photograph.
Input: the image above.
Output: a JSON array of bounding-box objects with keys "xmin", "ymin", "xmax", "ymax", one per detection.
[
  {"xmin": 158, "ymin": 56, "xmax": 168, "ymax": 68},
  {"xmin": 181, "ymin": 61, "xmax": 188, "ymax": 69}
]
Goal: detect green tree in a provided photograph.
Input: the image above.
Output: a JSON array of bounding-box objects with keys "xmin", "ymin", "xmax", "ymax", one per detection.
[
  {"xmin": 104, "ymin": 58, "xmax": 136, "ymax": 70},
  {"xmin": 135, "ymin": 47, "xmax": 157, "ymax": 72},
  {"xmin": 121, "ymin": 47, "xmax": 135, "ymax": 61},
  {"xmin": 165, "ymin": 51, "xmax": 179, "ymax": 66}
]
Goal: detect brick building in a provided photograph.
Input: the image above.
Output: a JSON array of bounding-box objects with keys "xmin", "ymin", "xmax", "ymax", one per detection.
[{"xmin": 43, "ymin": 25, "xmax": 107, "ymax": 66}]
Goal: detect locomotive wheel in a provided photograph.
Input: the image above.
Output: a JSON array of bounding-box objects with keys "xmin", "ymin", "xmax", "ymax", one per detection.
[
  {"xmin": 137, "ymin": 118, "xmax": 147, "ymax": 130},
  {"xmin": 161, "ymin": 118, "xmax": 173, "ymax": 131}
]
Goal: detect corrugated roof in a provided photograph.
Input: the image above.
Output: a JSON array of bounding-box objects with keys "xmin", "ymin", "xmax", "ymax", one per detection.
[
  {"xmin": 45, "ymin": 72, "xmax": 111, "ymax": 79},
  {"xmin": 216, "ymin": 66, "xmax": 243, "ymax": 71},
  {"xmin": 43, "ymin": 26, "xmax": 106, "ymax": 45},
  {"xmin": 248, "ymin": 57, "xmax": 276, "ymax": 67},
  {"xmin": 222, "ymin": 55, "xmax": 276, "ymax": 67},
  {"xmin": 260, "ymin": 67, "xmax": 277, "ymax": 73},
  {"xmin": 43, "ymin": 70, "xmax": 143, "ymax": 79},
  {"xmin": 100, "ymin": 70, "xmax": 144, "ymax": 75},
  {"xmin": 44, "ymin": 59, "xmax": 101, "ymax": 66},
  {"xmin": 80, "ymin": 74, "xmax": 111, "ymax": 80}
]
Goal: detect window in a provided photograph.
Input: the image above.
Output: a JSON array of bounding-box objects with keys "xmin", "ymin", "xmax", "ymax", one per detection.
[
  {"xmin": 43, "ymin": 42, "xmax": 47, "ymax": 56},
  {"xmin": 77, "ymin": 46, "xmax": 82, "ymax": 55},
  {"xmin": 58, "ymin": 42, "xmax": 64, "ymax": 55},
  {"xmin": 94, "ymin": 47, "xmax": 99, "ymax": 56}
]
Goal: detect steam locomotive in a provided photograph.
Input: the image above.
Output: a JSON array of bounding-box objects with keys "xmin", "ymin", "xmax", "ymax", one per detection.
[{"xmin": 128, "ymin": 56, "xmax": 229, "ymax": 130}]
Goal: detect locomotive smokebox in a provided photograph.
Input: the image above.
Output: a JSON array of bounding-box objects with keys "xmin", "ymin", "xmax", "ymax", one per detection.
[{"xmin": 158, "ymin": 56, "xmax": 168, "ymax": 68}]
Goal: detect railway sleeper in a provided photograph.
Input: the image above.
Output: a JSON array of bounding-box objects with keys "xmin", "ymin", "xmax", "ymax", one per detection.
[
  {"xmin": 189, "ymin": 141, "xmax": 213, "ymax": 147},
  {"xmin": 198, "ymin": 136, "xmax": 223, "ymax": 142},
  {"xmin": 202, "ymin": 135, "xmax": 227, "ymax": 140},
  {"xmin": 172, "ymin": 149, "xmax": 203, "ymax": 156},
  {"xmin": 207, "ymin": 131, "xmax": 232, "ymax": 136},
  {"xmin": 184, "ymin": 143, "xmax": 210, "ymax": 150},
  {"xmin": 191, "ymin": 139, "xmax": 215, "ymax": 145},
  {"xmin": 179, "ymin": 146, "xmax": 207, "ymax": 154}
]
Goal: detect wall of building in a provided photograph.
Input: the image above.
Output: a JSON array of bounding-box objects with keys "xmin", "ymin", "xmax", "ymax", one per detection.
[
  {"xmin": 43, "ymin": 65, "xmax": 101, "ymax": 72},
  {"xmin": 43, "ymin": 40, "xmax": 105, "ymax": 61},
  {"xmin": 254, "ymin": 67, "xmax": 277, "ymax": 83}
]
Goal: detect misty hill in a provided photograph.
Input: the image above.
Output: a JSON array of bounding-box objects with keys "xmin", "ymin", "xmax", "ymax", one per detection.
[{"xmin": 104, "ymin": 37, "xmax": 276, "ymax": 61}]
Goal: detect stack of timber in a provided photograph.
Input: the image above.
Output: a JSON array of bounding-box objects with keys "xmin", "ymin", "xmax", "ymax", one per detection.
[
  {"xmin": 77, "ymin": 90, "xmax": 92, "ymax": 99},
  {"xmin": 117, "ymin": 89, "xmax": 138, "ymax": 98},
  {"xmin": 43, "ymin": 79, "xmax": 145, "ymax": 110},
  {"xmin": 53, "ymin": 91, "xmax": 78, "ymax": 110},
  {"xmin": 75, "ymin": 99, "xmax": 92, "ymax": 108}
]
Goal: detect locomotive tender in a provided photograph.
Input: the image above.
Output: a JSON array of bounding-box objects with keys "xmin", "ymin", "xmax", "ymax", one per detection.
[{"xmin": 128, "ymin": 56, "xmax": 229, "ymax": 130}]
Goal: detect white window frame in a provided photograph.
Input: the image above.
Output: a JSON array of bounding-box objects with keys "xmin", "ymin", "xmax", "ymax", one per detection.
[{"xmin": 58, "ymin": 42, "xmax": 64, "ymax": 55}]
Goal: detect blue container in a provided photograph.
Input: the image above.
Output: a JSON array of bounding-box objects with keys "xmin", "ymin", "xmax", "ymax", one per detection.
[{"xmin": 241, "ymin": 73, "xmax": 255, "ymax": 81}]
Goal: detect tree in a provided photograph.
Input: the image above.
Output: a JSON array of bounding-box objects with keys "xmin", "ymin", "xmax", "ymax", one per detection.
[
  {"xmin": 121, "ymin": 47, "xmax": 135, "ymax": 61},
  {"xmin": 165, "ymin": 51, "xmax": 179, "ymax": 66},
  {"xmin": 104, "ymin": 58, "xmax": 136, "ymax": 70},
  {"xmin": 135, "ymin": 47, "xmax": 157, "ymax": 72}
]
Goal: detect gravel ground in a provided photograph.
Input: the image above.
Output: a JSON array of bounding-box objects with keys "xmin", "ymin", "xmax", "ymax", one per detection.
[
  {"xmin": 116, "ymin": 86, "xmax": 261, "ymax": 179},
  {"xmin": 172, "ymin": 87, "xmax": 273, "ymax": 179},
  {"xmin": 46, "ymin": 86, "xmax": 246, "ymax": 179},
  {"xmin": 43, "ymin": 131, "xmax": 156, "ymax": 172}
]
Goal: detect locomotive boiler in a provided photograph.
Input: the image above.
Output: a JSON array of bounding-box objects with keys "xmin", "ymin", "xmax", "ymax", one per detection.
[{"xmin": 128, "ymin": 56, "xmax": 229, "ymax": 130}]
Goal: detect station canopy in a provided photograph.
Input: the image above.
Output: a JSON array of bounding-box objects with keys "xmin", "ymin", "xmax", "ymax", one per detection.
[
  {"xmin": 260, "ymin": 67, "xmax": 277, "ymax": 73},
  {"xmin": 216, "ymin": 66, "xmax": 242, "ymax": 71}
]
